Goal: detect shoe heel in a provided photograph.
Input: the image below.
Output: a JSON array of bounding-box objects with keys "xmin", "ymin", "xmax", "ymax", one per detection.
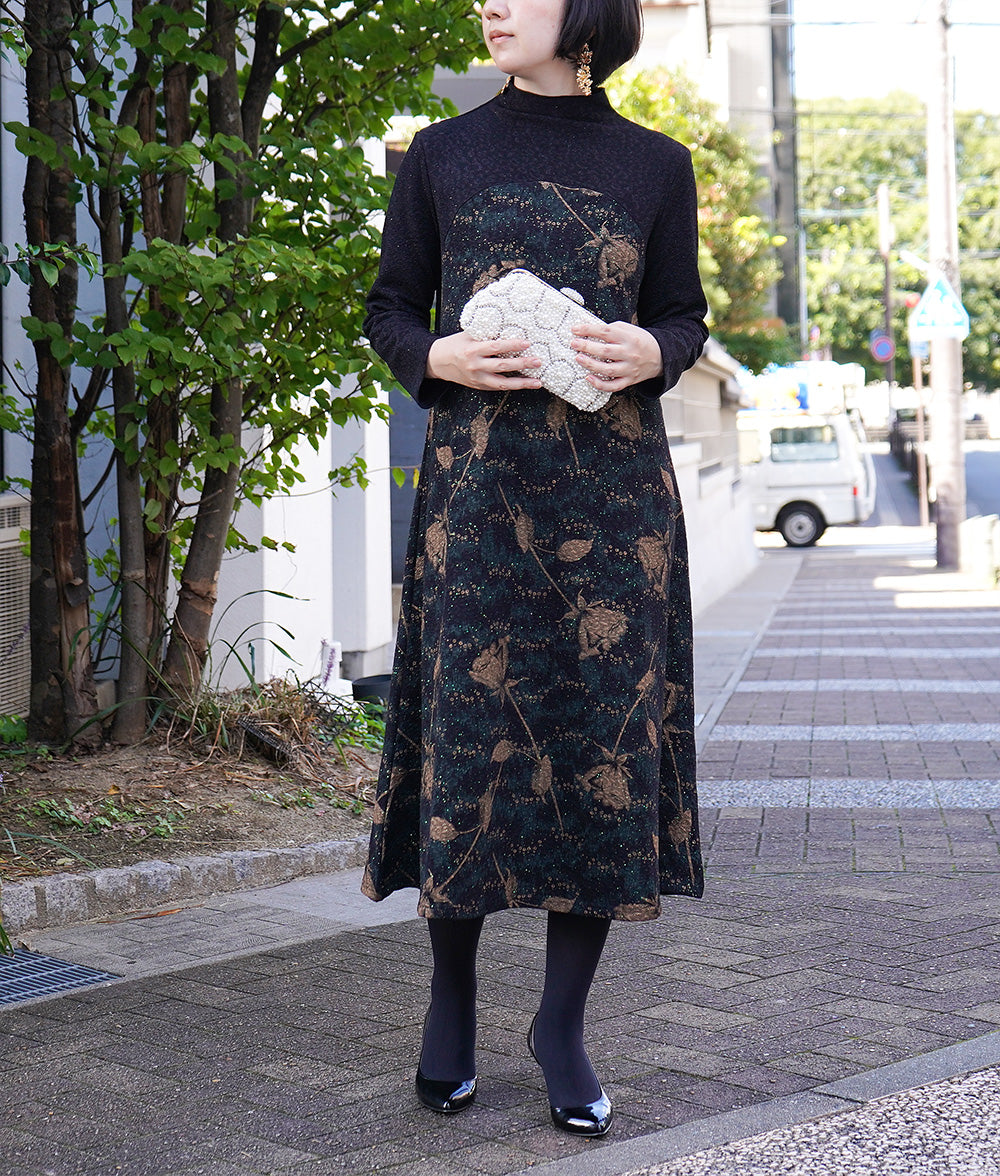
[{"xmin": 527, "ymin": 1013, "xmax": 613, "ymax": 1137}]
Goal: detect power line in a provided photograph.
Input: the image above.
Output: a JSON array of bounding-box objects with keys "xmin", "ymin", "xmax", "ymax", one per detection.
[{"xmin": 713, "ymin": 18, "xmax": 1000, "ymax": 26}]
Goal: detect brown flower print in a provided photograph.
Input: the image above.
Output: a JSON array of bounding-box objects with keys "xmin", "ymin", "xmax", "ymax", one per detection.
[
  {"xmin": 661, "ymin": 467, "xmax": 677, "ymax": 498},
  {"xmin": 389, "ymin": 765, "xmax": 406, "ymax": 791},
  {"xmin": 583, "ymin": 223, "xmax": 640, "ymax": 289},
  {"xmin": 546, "ymin": 896, "xmax": 576, "ymax": 914},
  {"xmin": 667, "ymin": 809, "xmax": 693, "ymax": 847},
  {"xmin": 546, "ymin": 397, "xmax": 568, "ymax": 434},
  {"xmin": 579, "ymin": 749, "xmax": 632, "ymax": 811},
  {"xmin": 545, "ymin": 396, "xmax": 581, "ymax": 468},
  {"xmin": 421, "ymin": 751, "xmax": 435, "ymax": 800},
  {"xmin": 491, "ymin": 739, "xmax": 516, "ymax": 763},
  {"xmin": 479, "ymin": 785, "xmax": 496, "ymax": 831},
  {"xmin": 531, "ymin": 754, "xmax": 553, "ymax": 797},
  {"xmin": 574, "ymin": 594, "xmax": 627, "ymax": 659},
  {"xmin": 430, "ymin": 816, "xmax": 461, "ymax": 842},
  {"xmin": 637, "ymin": 532, "xmax": 670, "ymax": 598},
  {"xmin": 662, "ymin": 680, "xmax": 683, "ymax": 734},
  {"xmin": 613, "ymin": 900, "xmax": 658, "ymax": 921},
  {"xmin": 472, "ymin": 258, "xmax": 527, "ymax": 295},
  {"xmin": 436, "ymin": 445, "xmax": 455, "ymax": 470},
  {"xmin": 418, "ymin": 871, "xmax": 453, "ymax": 915},
  {"xmin": 469, "ymin": 636, "xmax": 512, "ymax": 694},
  {"xmin": 493, "ymin": 856, "xmax": 519, "ymax": 906},
  {"xmin": 515, "ymin": 508, "xmax": 535, "ymax": 553},
  {"xmin": 603, "ymin": 395, "xmax": 642, "ymax": 441},
  {"xmin": 557, "ymin": 538, "xmax": 593, "ymax": 562},
  {"xmin": 425, "ymin": 511, "xmax": 448, "ymax": 575},
  {"xmin": 470, "ymin": 412, "xmax": 490, "ymax": 458}
]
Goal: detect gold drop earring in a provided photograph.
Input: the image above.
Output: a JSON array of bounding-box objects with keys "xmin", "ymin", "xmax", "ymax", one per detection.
[{"xmin": 576, "ymin": 44, "xmax": 592, "ymax": 96}]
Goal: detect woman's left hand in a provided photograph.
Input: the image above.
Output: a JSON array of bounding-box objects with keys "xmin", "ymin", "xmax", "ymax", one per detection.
[{"xmin": 571, "ymin": 322, "xmax": 663, "ymax": 392}]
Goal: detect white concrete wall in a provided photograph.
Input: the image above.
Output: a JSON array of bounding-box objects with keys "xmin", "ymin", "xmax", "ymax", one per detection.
[
  {"xmin": 707, "ymin": 0, "xmax": 774, "ymax": 151},
  {"xmin": 670, "ymin": 440, "xmax": 759, "ymax": 617},
  {"xmin": 636, "ymin": 2, "xmax": 728, "ymax": 114},
  {"xmin": 211, "ymin": 402, "xmax": 395, "ymax": 690},
  {"xmin": 637, "ymin": 3, "xmax": 710, "ymax": 77},
  {"xmin": 211, "ymin": 425, "xmax": 339, "ymax": 689},
  {"xmin": 329, "ymin": 403, "xmax": 394, "ymax": 680}
]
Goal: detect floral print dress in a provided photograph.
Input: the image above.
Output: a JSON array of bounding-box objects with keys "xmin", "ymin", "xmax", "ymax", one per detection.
[{"xmin": 361, "ymin": 85, "xmax": 709, "ymax": 921}]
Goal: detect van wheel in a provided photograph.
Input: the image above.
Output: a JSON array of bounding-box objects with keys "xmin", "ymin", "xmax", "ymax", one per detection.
[{"xmin": 778, "ymin": 505, "xmax": 825, "ymax": 547}]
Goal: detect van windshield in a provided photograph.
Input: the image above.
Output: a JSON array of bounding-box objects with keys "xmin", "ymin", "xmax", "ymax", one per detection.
[{"xmin": 769, "ymin": 425, "xmax": 839, "ymax": 462}]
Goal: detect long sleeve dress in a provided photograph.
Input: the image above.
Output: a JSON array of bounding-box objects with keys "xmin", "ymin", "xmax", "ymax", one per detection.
[{"xmin": 361, "ymin": 83, "xmax": 709, "ymax": 922}]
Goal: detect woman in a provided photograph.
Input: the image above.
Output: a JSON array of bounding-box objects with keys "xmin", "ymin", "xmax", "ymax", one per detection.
[{"xmin": 362, "ymin": 0, "xmax": 708, "ymax": 1138}]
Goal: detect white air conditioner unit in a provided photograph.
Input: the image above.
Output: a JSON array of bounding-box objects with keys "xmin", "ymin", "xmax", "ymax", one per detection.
[{"xmin": 0, "ymin": 493, "xmax": 31, "ymax": 717}]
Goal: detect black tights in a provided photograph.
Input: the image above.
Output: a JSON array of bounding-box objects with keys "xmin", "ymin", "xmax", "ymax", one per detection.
[{"xmin": 420, "ymin": 911, "xmax": 611, "ymax": 1106}]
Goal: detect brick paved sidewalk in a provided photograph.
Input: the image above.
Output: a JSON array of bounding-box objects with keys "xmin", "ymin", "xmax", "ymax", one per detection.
[
  {"xmin": 2, "ymin": 537, "xmax": 1000, "ymax": 1176},
  {"xmin": 697, "ymin": 543, "xmax": 1000, "ymax": 797}
]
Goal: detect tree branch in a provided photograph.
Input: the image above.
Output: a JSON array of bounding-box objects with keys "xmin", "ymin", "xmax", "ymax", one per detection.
[
  {"xmin": 240, "ymin": 0, "xmax": 282, "ymax": 158},
  {"xmin": 274, "ymin": 0, "xmax": 380, "ymax": 68}
]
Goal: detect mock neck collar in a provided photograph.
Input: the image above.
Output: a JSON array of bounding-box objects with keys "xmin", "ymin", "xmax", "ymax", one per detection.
[{"xmin": 495, "ymin": 80, "xmax": 614, "ymax": 123}]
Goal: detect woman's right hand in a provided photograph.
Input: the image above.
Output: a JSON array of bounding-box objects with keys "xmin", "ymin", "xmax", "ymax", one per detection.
[{"xmin": 426, "ymin": 332, "xmax": 543, "ymax": 391}]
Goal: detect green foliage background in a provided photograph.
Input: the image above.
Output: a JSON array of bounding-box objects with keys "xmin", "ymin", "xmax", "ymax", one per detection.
[
  {"xmin": 799, "ymin": 92, "xmax": 1000, "ymax": 387},
  {"xmin": 609, "ymin": 69, "xmax": 796, "ymax": 372},
  {"xmin": 1, "ymin": 1, "xmax": 482, "ymax": 717},
  {"xmin": 3, "ymin": 1, "xmax": 481, "ymax": 548}
]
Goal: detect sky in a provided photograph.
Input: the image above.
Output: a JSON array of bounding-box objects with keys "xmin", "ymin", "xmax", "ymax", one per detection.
[{"xmin": 793, "ymin": 0, "xmax": 1000, "ymax": 113}]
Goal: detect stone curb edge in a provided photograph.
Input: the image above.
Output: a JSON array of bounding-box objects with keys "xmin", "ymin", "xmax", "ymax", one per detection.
[
  {"xmin": 505, "ymin": 1029, "xmax": 1000, "ymax": 1176},
  {"xmin": 0, "ymin": 835, "xmax": 370, "ymax": 936}
]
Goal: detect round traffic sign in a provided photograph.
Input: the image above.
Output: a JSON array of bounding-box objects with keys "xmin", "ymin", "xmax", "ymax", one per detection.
[{"xmin": 870, "ymin": 333, "xmax": 896, "ymax": 363}]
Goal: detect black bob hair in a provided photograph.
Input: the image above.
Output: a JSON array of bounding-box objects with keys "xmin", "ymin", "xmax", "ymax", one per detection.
[{"xmin": 556, "ymin": 0, "xmax": 643, "ymax": 87}]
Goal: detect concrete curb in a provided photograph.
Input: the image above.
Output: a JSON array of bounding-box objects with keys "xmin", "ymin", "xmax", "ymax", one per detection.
[
  {"xmin": 0, "ymin": 834, "xmax": 369, "ymax": 935},
  {"xmin": 505, "ymin": 1030, "xmax": 1000, "ymax": 1176}
]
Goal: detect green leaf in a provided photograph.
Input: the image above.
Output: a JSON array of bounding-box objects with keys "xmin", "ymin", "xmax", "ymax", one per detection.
[{"xmin": 37, "ymin": 259, "xmax": 60, "ymax": 286}]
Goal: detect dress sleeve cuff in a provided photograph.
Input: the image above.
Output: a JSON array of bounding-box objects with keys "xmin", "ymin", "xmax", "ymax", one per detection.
[{"xmin": 632, "ymin": 324, "xmax": 709, "ymax": 399}]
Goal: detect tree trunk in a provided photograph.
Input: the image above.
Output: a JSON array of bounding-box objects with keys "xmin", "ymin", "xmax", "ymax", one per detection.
[
  {"xmin": 100, "ymin": 182, "xmax": 149, "ymax": 745},
  {"xmin": 139, "ymin": 25, "xmax": 190, "ymax": 683},
  {"xmin": 159, "ymin": 0, "xmax": 251, "ymax": 697},
  {"xmin": 24, "ymin": 0, "xmax": 99, "ymax": 747}
]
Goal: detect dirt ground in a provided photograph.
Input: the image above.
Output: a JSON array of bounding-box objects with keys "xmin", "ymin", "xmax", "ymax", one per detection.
[{"xmin": 0, "ymin": 734, "xmax": 377, "ymax": 882}]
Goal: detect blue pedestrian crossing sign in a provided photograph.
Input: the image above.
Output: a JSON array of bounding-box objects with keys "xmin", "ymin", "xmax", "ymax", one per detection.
[{"xmin": 907, "ymin": 275, "xmax": 970, "ymax": 342}]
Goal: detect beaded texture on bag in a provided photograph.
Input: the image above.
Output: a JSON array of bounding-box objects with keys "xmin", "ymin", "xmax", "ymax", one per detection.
[{"xmin": 459, "ymin": 269, "xmax": 612, "ymax": 413}]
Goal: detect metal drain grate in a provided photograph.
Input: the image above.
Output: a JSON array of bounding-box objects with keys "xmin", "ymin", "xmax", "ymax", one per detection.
[{"xmin": 0, "ymin": 948, "xmax": 120, "ymax": 1007}]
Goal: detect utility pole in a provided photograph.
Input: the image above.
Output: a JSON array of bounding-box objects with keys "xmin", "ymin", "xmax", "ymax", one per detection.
[
  {"xmin": 877, "ymin": 183, "xmax": 895, "ymax": 388},
  {"xmin": 926, "ymin": 0, "xmax": 966, "ymax": 569}
]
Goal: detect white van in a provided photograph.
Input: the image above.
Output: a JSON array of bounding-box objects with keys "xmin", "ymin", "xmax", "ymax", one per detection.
[{"xmin": 737, "ymin": 410, "xmax": 877, "ymax": 546}]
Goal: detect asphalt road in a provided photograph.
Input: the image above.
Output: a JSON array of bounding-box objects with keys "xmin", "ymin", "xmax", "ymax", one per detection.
[
  {"xmin": 964, "ymin": 440, "xmax": 1000, "ymax": 518},
  {"xmin": 865, "ymin": 440, "xmax": 999, "ymax": 529},
  {"xmin": 864, "ymin": 445, "xmax": 922, "ymax": 528}
]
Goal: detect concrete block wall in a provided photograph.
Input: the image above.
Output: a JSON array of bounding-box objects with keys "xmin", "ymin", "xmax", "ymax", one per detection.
[{"xmin": 671, "ymin": 440, "xmax": 759, "ymax": 618}]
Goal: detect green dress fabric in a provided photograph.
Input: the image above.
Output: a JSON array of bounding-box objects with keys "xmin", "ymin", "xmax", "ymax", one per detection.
[{"xmin": 361, "ymin": 86, "xmax": 708, "ymax": 921}]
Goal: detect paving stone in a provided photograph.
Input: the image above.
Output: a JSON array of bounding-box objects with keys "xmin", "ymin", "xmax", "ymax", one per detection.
[{"xmin": 6, "ymin": 544, "xmax": 1000, "ymax": 1175}]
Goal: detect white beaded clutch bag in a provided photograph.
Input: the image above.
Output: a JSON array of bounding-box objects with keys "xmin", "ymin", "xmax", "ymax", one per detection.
[{"xmin": 459, "ymin": 268, "xmax": 612, "ymax": 413}]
